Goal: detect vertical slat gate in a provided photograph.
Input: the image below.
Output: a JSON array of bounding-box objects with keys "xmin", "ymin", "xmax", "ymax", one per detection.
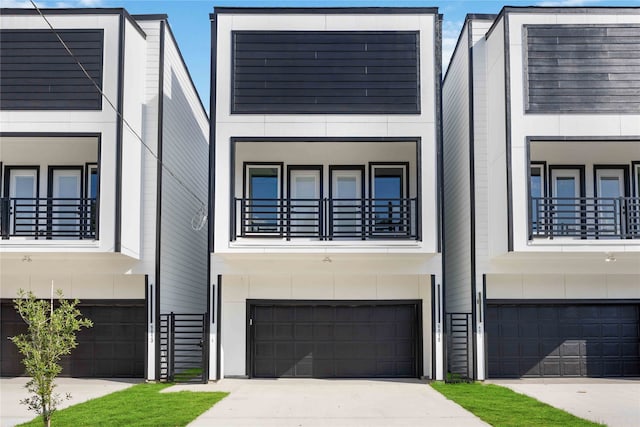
[
  {"xmin": 446, "ymin": 313, "xmax": 472, "ymax": 382},
  {"xmin": 158, "ymin": 312, "xmax": 207, "ymax": 384}
]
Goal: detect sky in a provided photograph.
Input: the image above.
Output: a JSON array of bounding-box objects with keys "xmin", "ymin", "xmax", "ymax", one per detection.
[{"xmin": 1, "ymin": 0, "xmax": 638, "ymax": 115}]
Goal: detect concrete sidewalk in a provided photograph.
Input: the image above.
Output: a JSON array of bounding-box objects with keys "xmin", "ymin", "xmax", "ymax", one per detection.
[
  {"xmin": 165, "ymin": 378, "xmax": 489, "ymax": 427},
  {"xmin": 488, "ymin": 378, "xmax": 640, "ymax": 427},
  {"xmin": 0, "ymin": 377, "xmax": 139, "ymax": 427}
]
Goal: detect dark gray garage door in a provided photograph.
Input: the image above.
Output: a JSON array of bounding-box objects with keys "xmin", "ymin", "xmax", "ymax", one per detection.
[
  {"xmin": 249, "ymin": 301, "xmax": 421, "ymax": 378},
  {"xmin": 1, "ymin": 300, "xmax": 145, "ymax": 378},
  {"xmin": 487, "ymin": 303, "xmax": 640, "ymax": 378}
]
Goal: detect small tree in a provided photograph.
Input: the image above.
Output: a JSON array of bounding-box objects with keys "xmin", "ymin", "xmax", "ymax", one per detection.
[{"xmin": 10, "ymin": 289, "xmax": 93, "ymax": 427}]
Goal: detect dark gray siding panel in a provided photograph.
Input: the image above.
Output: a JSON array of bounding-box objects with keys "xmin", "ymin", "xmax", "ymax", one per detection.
[
  {"xmin": 525, "ymin": 24, "xmax": 640, "ymax": 113},
  {"xmin": 232, "ymin": 31, "xmax": 420, "ymax": 114},
  {"xmin": 0, "ymin": 29, "xmax": 104, "ymax": 110}
]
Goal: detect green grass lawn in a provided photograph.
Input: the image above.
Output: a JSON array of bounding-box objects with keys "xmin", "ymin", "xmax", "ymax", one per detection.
[
  {"xmin": 19, "ymin": 382, "xmax": 228, "ymax": 427},
  {"xmin": 431, "ymin": 382, "xmax": 604, "ymax": 427}
]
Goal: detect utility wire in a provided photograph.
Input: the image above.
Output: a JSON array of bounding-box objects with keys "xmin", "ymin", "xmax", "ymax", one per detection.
[{"xmin": 29, "ymin": 1, "xmax": 208, "ymax": 228}]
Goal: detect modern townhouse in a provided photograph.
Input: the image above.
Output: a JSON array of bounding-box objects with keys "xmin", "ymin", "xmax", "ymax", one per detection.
[
  {"xmin": 209, "ymin": 7, "xmax": 444, "ymax": 380},
  {"xmin": 0, "ymin": 8, "xmax": 209, "ymax": 381},
  {"xmin": 443, "ymin": 7, "xmax": 640, "ymax": 380}
]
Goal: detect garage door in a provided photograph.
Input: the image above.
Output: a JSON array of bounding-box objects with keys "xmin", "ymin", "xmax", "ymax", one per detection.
[
  {"xmin": 249, "ymin": 301, "xmax": 421, "ymax": 378},
  {"xmin": 1, "ymin": 300, "xmax": 145, "ymax": 378},
  {"xmin": 487, "ymin": 303, "xmax": 640, "ymax": 378}
]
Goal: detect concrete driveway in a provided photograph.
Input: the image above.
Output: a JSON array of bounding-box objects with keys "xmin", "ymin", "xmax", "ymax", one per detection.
[
  {"xmin": 488, "ymin": 378, "xmax": 640, "ymax": 427},
  {"xmin": 165, "ymin": 378, "xmax": 488, "ymax": 427},
  {"xmin": 0, "ymin": 377, "xmax": 139, "ymax": 427}
]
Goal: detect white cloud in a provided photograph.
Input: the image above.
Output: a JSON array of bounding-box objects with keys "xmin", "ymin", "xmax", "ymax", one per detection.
[
  {"xmin": 536, "ymin": 0, "xmax": 602, "ymax": 6},
  {"xmin": 76, "ymin": 0, "xmax": 103, "ymax": 6},
  {"xmin": 442, "ymin": 19, "xmax": 464, "ymax": 73},
  {"xmin": 0, "ymin": 0, "xmax": 103, "ymax": 7},
  {"xmin": 0, "ymin": 0, "xmax": 39, "ymax": 7}
]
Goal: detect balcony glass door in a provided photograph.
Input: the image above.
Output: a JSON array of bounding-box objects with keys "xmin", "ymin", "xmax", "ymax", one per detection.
[
  {"xmin": 550, "ymin": 168, "xmax": 582, "ymax": 236},
  {"xmin": 246, "ymin": 165, "xmax": 281, "ymax": 234},
  {"xmin": 331, "ymin": 168, "xmax": 362, "ymax": 238},
  {"xmin": 8, "ymin": 168, "xmax": 38, "ymax": 236},
  {"xmin": 371, "ymin": 165, "xmax": 407, "ymax": 236},
  {"xmin": 289, "ymin": 168, "xmax": 320, "ymax": 237},
  {"xmin": 50, "ymin": 168, "xmax": 82, "ymax": 239},
  {"xmin": 530, "ymin": 163, "xmax": 545, "ymax": 234},
  {"xmin": 595, "ymin": 168, "xmax": 625, "ymax": 237}
]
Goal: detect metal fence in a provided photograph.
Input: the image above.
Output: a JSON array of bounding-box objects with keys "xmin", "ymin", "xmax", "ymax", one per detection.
[
  {"xmin": 531, "ymin": 196, "xmax": 640, "ymax": 239},
  {"xmin": 0, "ymin": 197, "xmax": 96, "ymax": 239},
  {"xmin": 446, "ymin": 313, "xmax": 472, "ymax": 382},
  {"xmin": 234, "ymin": 197, "xmax": 418, "ymax": 241},
  {"xmin": 158, "ymin": 313, "xmax": 207, "ymax": 384}
]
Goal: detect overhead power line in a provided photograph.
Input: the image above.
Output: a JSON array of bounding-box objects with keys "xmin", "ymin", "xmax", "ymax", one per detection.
[{"xmin": 29, "ymin": 1, "xmax": 208, "ymax": 230}]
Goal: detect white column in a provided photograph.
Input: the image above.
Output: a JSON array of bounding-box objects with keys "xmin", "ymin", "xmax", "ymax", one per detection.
[
  {"xmin": 475, "ymin": 277, "xmax": 486, "ymax": 380},
  {"xmin": 146, "ymin": 277, "xmax": 156, "ymax": 381},
  {"xmin": 208, "ymin": 274, "xmax": 218, "ymax": 382},
  {"xmin": 434, "ymin": 275, "xmax": 444, "ymax": 380}
]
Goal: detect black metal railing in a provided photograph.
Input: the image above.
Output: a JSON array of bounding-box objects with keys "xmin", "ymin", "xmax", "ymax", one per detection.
[
  {"xmin": 0, "ymin": 197, "xmax": 97, "ymax": 240},
  {"xmin": 531, "ymin": 196, "xmax": 640, "ymax": 239},
  {"xmin": 233, "ymin": 197, "xmax": 418, "ymax": 241}
]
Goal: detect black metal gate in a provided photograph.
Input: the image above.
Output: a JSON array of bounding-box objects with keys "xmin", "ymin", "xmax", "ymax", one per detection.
[
  {"xmin": 446, "ymin": 312, "xmax": 472, "ymax": 382},
  {"xmin": 159, "ymin": 313, "xmax": 207, "ymax": 383}
]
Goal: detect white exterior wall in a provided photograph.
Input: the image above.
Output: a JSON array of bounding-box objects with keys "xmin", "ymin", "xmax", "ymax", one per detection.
[
  {"xmin": 120, "ymin": 18, "xmax": 146, "ymax": 260},
  {"xmin": 158, "ymin": 24, "xmax": 209, "ymax": 314},
  {"xmin": 221, "ymin": 272, "xmax": 434, "ymax": 378},
  {"xmin": 467, "ymin": 10, "xmax": 640, "ymax": 378},
  {"xmin": 469, "ymin": 19, "xmax": 494, "ymax": 381},
  {"xmin": 484, "ymin": 17, "xmax": 509, "ymax": 259},
  {"xmin": 212, "ymin": 10, "xmax": 444, "ymax": 381},
  {"xmin": 443, "ymin": 23, "xmax": 472, "ymax": 314},
  {"xmin": 213, "ymin": 12, "xmax": 441, "ymax": 256},
  {"xmin": 0, "ymin": 13, "xmax": 122, "ymax": 255},
  {"xmin": 504, "ymin": 12, "xmax": 640, "ymax": 254}
]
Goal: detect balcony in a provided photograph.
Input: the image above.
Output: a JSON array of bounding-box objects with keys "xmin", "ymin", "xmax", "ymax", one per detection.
[
  {"xmin": 0, "ymin": 197, "xmax": 97, "ymax": 240},
  {"xmin": 233, "ymin": 197, "xmax": 418, "ymax": 241},
  {"xmin": 530, "ymin": 196, "xmax": 640, "ymax": 240}
]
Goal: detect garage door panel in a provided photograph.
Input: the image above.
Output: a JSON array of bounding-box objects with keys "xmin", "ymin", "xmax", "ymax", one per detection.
[
  {"xmin": 622, "ymin": 324, "xmax": 639, "ymax": 338},
  {"xmin": 255, "ymin": 306, "xmax": 273, "ymax": 321},
  {"xmin": 251, "ymin": 302, "xmax": 419, "ymax": 378},
  {"xmin": 488, "ymin": 303, "xmax": 639, "ymax": 378},
  {"xmin": 501, "ymin": 323, "xmax": 519, "ymax": 337},
  {"xmin": 624, "ymin": 361, "xmax": 640, "ymax": 376},
  {"xmin": 622, "ymin": 342, "xmax": 639, "ymax": 357},
  {"xmin": 255, "ymin": 324, "xmax": 273, "ymax": 339},
  {"xmin": 315, "ymin": 343, "xmax": 333, "ymax": 358},
  {"xmin": 295, "ymin": 343, "xmax": 313, "ymax": 359},
  {"xmin": 314, "ymin": 324, "xmax": 333, "ymax": 339},
  {"xmin": 276, "ymin": 306, "xmax": 295, "ymax": 321},
  {"xmin": 295, "ymin": 324, "xmax": 313, "ymax": 339},
  {"xmin": 376, "ymin": 323, "xmax": 395, "ymax": 338},
  {"xmin": 354, "ymin": 324, "xmax": 376, "ymax": 340}
]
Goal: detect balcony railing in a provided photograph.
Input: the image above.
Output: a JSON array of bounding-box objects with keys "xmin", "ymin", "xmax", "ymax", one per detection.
[
  {"xmin": 0, "ymin": 197, "xmax": 97, "ymax": 240},
  {"xmin": 531, "ymin": 196, "xmax": 640, "ymax": 239},
  {"xmin": 233, "ymin": 198, "xmax": 419, "ymax": 241}
]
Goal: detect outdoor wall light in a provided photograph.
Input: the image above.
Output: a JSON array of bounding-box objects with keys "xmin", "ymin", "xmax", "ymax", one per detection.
[
  {"xmin": 322, "ymin": 256, "xmax": 332, "ymax": 263},
  {"xmin": 604, "ymin": 252, "xmax": 616, "ymax": 263},
  {"xmin": 22, "ymin": 255, "xmax": 32, "ymax": 263}
]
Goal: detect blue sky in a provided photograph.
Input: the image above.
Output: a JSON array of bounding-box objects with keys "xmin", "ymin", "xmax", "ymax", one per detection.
[{"xmin": 2, "ymin": 0, "xmax": 638, "ymax": 114}]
